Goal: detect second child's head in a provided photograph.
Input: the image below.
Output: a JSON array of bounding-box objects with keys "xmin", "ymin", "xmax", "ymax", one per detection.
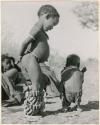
[
  {"xmin": 1, "ymin": 54, "xmax": 15, "ymax": 72},
  {"xmin": 38, "ymin": 5, "xmax": 60, "ymax": 31},
  {"xmin": 66, "ymin": 54, "xmax": 80, "ymax": 68}
]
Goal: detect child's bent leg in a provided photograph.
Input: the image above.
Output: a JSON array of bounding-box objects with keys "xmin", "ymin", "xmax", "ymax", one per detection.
[
  {"xmin": 2, "ymin": 74, "xmax": 22, "ymax": 104},
  {"xmin": 3, "ymin": 74, "xmax": 15, "ymax": 97},
  {"xmin": 4, "ymin": 68, "xmax": 18, "ymax": 86},
  {"xmin": 75, "ymin": 91, "xmax": 82, "ymax": 106},
  {"xmin": 74, "ymin": 92, "xmax": 82, "ymax": 111},
  {"xmin": 4, "ymin": 68, "xmax": 18, "ymax": 79}
]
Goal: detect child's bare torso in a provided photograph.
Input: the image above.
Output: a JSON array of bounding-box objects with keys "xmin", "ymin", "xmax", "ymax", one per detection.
[{"xmin": 25, "ymin": 24, "xmax": 50, "ymax": 62}]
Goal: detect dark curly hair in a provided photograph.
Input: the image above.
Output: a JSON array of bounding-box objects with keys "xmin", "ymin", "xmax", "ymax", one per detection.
[
  {"xmin": 38, "ymin": 4, "xmax": 60, "ymax": 18},
  {"xmin": 66, "ymin": 54, "xmax": 80, "ymax": 68},
  {"xmin": 1, "ymin": 54, "xmax": 15, "ymax": 64},
  {"xmin": 1, "ymin": 54, "xmax": 21, "ymax": 73}
]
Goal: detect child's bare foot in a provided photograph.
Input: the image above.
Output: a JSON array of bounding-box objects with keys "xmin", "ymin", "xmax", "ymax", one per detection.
[
  {"xmin": 70, "ymin": 103, "xmax": 76, "ymax": 108},
  {"xmin": 76, "ymin": 106, "xmax": 82, "ymax": 112},
  {"xmin": 61, "ymin": 108, "xmax": 69, "ymax": 112},
  {"xmin": 2, "ymin": 97, "xmax": 21, "ymax": 107}
]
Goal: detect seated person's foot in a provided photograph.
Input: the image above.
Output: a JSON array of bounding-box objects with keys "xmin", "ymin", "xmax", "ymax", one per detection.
[{"xmin": 2, "ymin": 97, "xmax": 21, "ymax": 107}]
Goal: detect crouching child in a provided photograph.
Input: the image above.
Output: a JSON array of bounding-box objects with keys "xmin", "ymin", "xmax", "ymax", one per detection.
[
  {"xmin": 1, "ymin": 54, "xmax": 23, "ymax": 106},
  {"xmin": 60, "ymin": 54, "xmax": 86, "ymax": 111}
]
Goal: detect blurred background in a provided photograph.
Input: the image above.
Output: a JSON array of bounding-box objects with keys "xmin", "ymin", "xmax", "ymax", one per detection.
[{"xmin": 1, "ymin": 0, "xmax": 99, "ymax": 79}]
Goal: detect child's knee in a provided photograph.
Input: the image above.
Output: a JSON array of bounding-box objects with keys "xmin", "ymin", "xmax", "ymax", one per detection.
[{"xmin": 4, "ymin": 68, "xmax": 18, "ymax": 78}]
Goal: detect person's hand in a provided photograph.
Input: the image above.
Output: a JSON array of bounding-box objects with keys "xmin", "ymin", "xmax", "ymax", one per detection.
[
  {"xmin": 17, "ymin": 56, "xmax": 23, "ymax": 64},
  {"xmin": 81, "ymin": 66, "xmax": 87, "ymax": 73}
]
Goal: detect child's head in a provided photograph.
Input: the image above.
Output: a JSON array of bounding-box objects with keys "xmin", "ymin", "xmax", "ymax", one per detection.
[
  {"xmin": 66, "ymin": 54, "xmax": 80, "ymax": 68},
  {"xmin": 38, "ymin": 5, "xmax": 60, "ymax": 31},
  {"xmin": 1, "ymin": 54, "xmax": 15, "ymax": 72}
]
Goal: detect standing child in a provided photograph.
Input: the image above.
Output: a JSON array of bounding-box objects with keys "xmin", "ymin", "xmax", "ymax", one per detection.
[
  {"xmin": 60, "ymin": 54, "xmax": 86, "ymax": 111},
  {"xmin": 18, "ymin": 5, "xmax": 60, "ymax": 115}
]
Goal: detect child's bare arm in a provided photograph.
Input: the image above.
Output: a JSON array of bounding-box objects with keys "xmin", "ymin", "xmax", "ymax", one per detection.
[
  {"xmin": 18, "ymin": 23, "xmax": 42, "ymax": 63},
  {"xmin": 19, "ymin": 23, "xmax": 42, "ymax": 57},
  {"xmin": 81, "ymin": 67, "xmax": 87, "ymax": 73},
  {"xmin": 81, "ymin": 66, "xmax": 87, "ymax": 83},
  {"xmin": 19, "ymin": 36, "xmax": 35, "ymax": 57}
]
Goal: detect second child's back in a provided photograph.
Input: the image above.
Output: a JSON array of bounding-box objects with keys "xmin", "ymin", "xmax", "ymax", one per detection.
[{"xmin": 61, "ymin": 66, "xmax": 83, "ymax": 93}]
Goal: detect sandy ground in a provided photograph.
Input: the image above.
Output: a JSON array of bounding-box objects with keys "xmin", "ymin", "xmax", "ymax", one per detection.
[{"xmin": 1, "ymin": 61, "xmax": 99, "ymax": 124}]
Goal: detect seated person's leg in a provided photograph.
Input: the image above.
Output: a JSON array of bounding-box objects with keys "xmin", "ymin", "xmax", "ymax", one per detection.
[
  {"xmin": 2, "ymin": 85, "xmax": 9, "ymax": 100},
  {"xmin": 3, "ymin": 74, "xmax": 15, "ymax": 97},
  {"xmin": 4, "ymin": 68, "xmax": 18, "ymax": 85},
  {"xmin": 2, "ymin": 73, "xmax": 22, "ymax": 105}
]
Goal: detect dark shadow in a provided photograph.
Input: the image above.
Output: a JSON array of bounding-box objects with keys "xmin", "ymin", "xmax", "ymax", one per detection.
[
  {"xmin": 41, "ymin": 109, "xmax": 62, "ymax": 117},
  {"xmin": 8, "ymin": 107, "xmax": 24, "ymax": 113},
  {"xmin": 42, "ymin": 101, "xmax": 99, "ymax": 117},
  {"xmin": 46, "ymin": 96, "xmax": 59, "ymax": 99},
  {"xmin": 1, "ymin": 87, "xmax": 9, "ymax": 100},
  {"xmin": 46, "ymin": 101, "xmax": 56, "ymax": 104},
  {"xmin": 46, "ymin": 96, "xmax": 54, "ymax": 99},
  {"xmin": 15, "ymin": 84, "xmax": 23, "ymax": 92},
  {"xmin": 2, "ymin": 107, "xmax": 24, "ymax": 113},
  {"xmin": 80, "ymin": 101, "xmax": 99, "ymax": 112}
]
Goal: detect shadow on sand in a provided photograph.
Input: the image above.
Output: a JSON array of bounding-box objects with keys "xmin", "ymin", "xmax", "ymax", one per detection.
[
  {"xmin": 41, "ymin": 109, "xmax": 62, "ymax": 117},
  {"xmin": 42, "ymin": 101, "xmax": 99, "ymax": 117},
  {"xmin": 46, "ymin": 101, "xmax": 56, "ymax": 104},
  {"xmin": 80, "ymin": 101, "xmax": 99, "ymax": 112}
]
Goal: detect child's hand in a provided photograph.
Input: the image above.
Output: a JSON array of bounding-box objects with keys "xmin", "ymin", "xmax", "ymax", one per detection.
[
  {"xmin": 17, "ymin": 56, "xmax": 23, "ymax": 64},
  {"xmin": 81, "ymin": 67, "xmax": 87, "ymax": 73}
]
